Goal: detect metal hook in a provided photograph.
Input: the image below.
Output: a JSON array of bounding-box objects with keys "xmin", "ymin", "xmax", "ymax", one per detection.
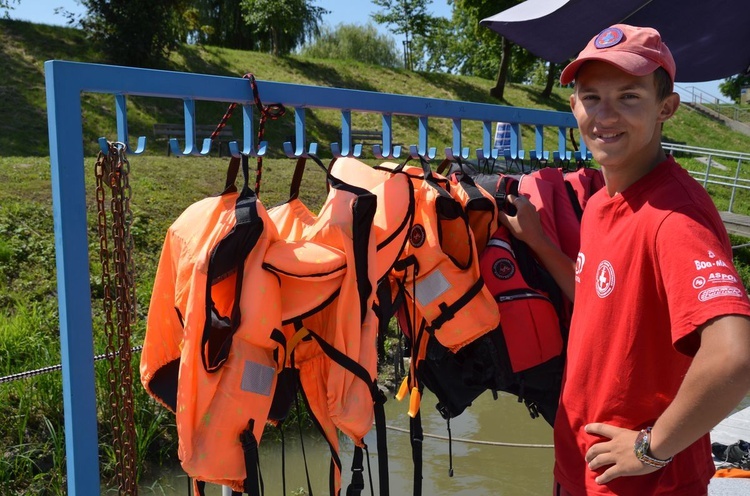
[
  {"xmin": 283, "ymin": 141, "xmax": 318, "ymax": 158},
  {"xmin": 331, "ymin": 110, "xmax": 362, "ymax": 158},
  {"xmin": 444, "ymin": 146, "xmax": 470, "ymax": 161},
  {"xmin": 409, "ymin": 144, "xmax": 436, "ymax": 160},
  {"xmin": 114, "ymin": 94, "xmax": 146, "ymax": 155},
  {"xmin": 227, "ymin": 104, "xmax": 267, "ymax": 157},
  {"xmin": 168, "ymin": 98, "xmax": 211, "ymax": 157}
]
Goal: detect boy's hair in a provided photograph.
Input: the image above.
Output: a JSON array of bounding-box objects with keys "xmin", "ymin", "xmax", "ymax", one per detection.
[{"xmin": 653, "ymin": 67, "xmax": 673, "ymax": 101}]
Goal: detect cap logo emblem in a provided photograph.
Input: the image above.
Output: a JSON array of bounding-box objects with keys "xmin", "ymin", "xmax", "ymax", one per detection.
[{"xmin": 594, "ymin": 27, "xmax": 624, "ymax": 49}]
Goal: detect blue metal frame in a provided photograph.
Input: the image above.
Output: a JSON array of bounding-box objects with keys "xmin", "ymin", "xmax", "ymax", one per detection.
[{"xmin": 44, "ymin": 59, "xmax": 583, "ymax": 495}]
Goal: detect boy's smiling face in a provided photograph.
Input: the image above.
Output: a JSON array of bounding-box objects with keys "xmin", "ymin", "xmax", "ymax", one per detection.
[{"xmin": 570, "ymin": 61, "xmax": 679, "ymax": 187}]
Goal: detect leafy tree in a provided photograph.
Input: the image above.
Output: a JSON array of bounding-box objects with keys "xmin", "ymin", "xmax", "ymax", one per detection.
[
  {"xmin": 0, "ymin": 0, "xmax": 19, "ymax": 15},
  {"xmin": 371, "ymin": 0, "xmax": 435, "ymax": 70},
  {"xmin": 78, "ymin": 0, "xmax": 192, "ymax": 67},
  {"xmin": 192, "ymin": 0, "xmax": 255, "ymax": 49},
  {"xmin": 719, "ymin": 73, "xmax": 750, "ymax": 103},
  {"xmin": 240, "ymin": 0, "xmax": 328, "ymax": 56},
  {"xmin": 451, "ymin": 0, "xmax": 523, "ymax": 100},
  {"xmin": 300, "ymin": 23, "xmax": 401, "ymax": 68}
]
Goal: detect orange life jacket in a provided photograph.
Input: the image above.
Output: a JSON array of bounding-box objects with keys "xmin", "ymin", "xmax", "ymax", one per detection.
[
  {"xmin": 141, "ymin": 156, "xmax": 284, "ymax": 494},
  {"xmin": 264, "ymin": 155, "xmax": 388, "ymax": 496},
  {"xmin": 373, "ymin": 159, "xmax": 500, "ymax": 420}
]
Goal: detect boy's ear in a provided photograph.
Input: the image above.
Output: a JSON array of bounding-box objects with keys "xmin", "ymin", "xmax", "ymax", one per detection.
[
  {"xmin": 657, "ymin": 92, "xmax": 680, "ymax": 123},
  {"xmin": 569, "ymin": 93, "xmax": 576, "ymax": 112}
]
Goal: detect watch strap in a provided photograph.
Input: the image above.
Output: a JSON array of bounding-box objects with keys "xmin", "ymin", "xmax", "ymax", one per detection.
[{"xmin": 635, "ymin": 427, "xmax": 673, "ymax": 468}]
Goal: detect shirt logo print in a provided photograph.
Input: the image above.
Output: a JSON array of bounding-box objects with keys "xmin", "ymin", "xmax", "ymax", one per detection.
[{"xmin": 596, "ymin": 260, "xmax": 615, "ymax": 298}]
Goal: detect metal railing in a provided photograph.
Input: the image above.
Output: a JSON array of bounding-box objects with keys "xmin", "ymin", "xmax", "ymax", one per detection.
[
  {"xmin": 661, "ymin": 142, "xmax": 750, "ymax": 213},
  {"xmin": 676, "ymin": 85, "xmax": 750, "ymax": 126}
]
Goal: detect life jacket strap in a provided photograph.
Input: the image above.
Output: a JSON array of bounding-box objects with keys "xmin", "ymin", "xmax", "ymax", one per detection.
[
  {"xmin": 373, "ymin": 386, "xmax": 390, "ymax": 496},
  {"xmin": 346, "ymin": 446, "xmax": 365, "ymax": 496},
  {"xmin": 239, "ymin": 419, "xmax": 263, "ymax": 496},
  {"xmin": 409, "ymin": 411, "xmax": 424, "ymax": 496},
  {"xmin": 427, "ymin": 276, "xmax": 485, "ymax": 333}
]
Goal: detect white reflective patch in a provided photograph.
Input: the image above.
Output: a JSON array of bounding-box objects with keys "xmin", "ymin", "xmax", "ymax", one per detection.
[
  {"xmin": 487, "ymin": 238, "xmax": 514, "ymax": 255},
  {"xmin": 415, "ymin": 269, "xmax": 451, "ymax": 307},
  {"xmin": 241, "ymin": 359, "xmax": 275, "ymax": 396}
]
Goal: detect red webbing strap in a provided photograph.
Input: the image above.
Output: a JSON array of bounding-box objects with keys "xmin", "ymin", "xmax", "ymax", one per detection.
[{"xmin": 212, "ymin": 74, "xmax": 286, "ymax": 198}]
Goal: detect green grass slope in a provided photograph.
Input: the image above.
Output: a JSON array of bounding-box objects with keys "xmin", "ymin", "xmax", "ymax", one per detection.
[{"xmin": 3, "ymin": 18, "xmax": 750, "ymax": 158}]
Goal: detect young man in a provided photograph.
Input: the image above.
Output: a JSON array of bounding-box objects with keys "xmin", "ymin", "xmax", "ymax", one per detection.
[{"xmin": 499, "ymin": 24, "xmax": 750, "ymax": 495}]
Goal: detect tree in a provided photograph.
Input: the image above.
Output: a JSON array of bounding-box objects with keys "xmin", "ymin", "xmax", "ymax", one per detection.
[
  {"xmin": 0, "ymin": 0, "xmax": 19, "ymax": 14},
  {"xmin": 79, "ymin": 0, "xmax": 192, "ymax": 67},
  {"xmin": 240, "ymin": 0, "xmax": 328, "ymax": 56},
  {"xmin": 300, "ymin": 23, "xmax": 401, "ymax": 68},
  {"xmin": 451, "ymin": 0, "xmax": 523, "ymax": 100},
  {"xmin": 719, "ymin": 73, "xmax": 750, "ymax": 103},
  {"xmin": 192, "ymin": 0, "xmax": 256, "ymax": 50},
  {"xmin": 371, "ymin": 0, "xmax": 435, "ymax": 70}
]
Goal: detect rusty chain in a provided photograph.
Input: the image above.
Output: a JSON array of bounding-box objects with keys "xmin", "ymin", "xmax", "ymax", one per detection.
[{"xmin": 95, "ymin": 142, "xmax": 139, "ymax": 496}]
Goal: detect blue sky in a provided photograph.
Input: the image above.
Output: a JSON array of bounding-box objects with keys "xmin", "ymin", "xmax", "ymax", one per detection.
[{"xmin": 6, "ymin": 0, "xmax": 725, "ymax": 99}]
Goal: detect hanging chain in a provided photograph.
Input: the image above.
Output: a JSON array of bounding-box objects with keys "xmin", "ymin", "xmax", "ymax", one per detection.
[{"xmin": 95, "ymin": 142, "xmax": 139, "ymax": 496}]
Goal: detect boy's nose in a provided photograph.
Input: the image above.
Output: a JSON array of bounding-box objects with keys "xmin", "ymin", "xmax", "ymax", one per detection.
[{"xmin": 594, "ymin": 100, "xmax": 619, "ymax": 125}]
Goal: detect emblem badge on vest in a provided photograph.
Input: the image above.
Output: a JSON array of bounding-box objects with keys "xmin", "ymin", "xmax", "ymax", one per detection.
[
  {"xmin": 410, "ymin": 224, "xmax": 426, "ymax": 248},
  {"xmin": 596, "ymin": 260, "xmax": 615, "ymax": 298},
  {"xmin": 492, "ymin": 258, "xmax": 516, "ymax": 280}
]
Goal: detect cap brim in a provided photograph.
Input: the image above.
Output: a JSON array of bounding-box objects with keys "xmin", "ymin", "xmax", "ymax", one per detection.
[{"xmin": 560, "ymin": 51, "xmax": 661, "ymax": 85}]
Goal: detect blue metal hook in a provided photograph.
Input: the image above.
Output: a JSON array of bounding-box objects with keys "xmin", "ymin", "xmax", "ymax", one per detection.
[
  {"xmin": 227, "ymin": 104, "xmax": 268, "ymax": 157},
  {"xmin": 283, "ymin": 140, "xmax": 318, "ymax": 158},
  {"xmin": 168, "ymin": 99, "xmax": 211, "ymax": 157},
  {"xmin": 114, "ymin": 94, "xmax": 146, "ymax": 155},
  {"xmin": 331, "ymin": 110, "xmax": 362, "ymax": 158},
  {"xmin": 371, "ymin": 114, "xmax": 402, "ymax": 159}
]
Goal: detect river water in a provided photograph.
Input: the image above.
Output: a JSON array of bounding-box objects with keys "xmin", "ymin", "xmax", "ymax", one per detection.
[{"xmin": 136, "ymin": 389, "xmax": 555, "ymax": 495}]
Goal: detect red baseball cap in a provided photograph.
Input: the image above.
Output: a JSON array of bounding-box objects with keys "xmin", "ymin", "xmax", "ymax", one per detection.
[{"xmin": 560, "ymin": 24, "xmax": 676, "ymax": 85}]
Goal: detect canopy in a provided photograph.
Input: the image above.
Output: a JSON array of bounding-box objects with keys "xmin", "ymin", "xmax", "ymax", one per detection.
[{"xmin": 480, "ymin": 0, "xmax": 750, "ymax": 82}]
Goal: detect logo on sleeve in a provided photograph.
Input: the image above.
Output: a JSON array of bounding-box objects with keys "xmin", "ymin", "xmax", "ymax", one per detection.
[
  {"xmin": 575, "ymin": 252, "xmax": 585, "ymax": 284},
  {"xmin": 595, "ymin": 260, "xmax": 615, "ymax": 298}
]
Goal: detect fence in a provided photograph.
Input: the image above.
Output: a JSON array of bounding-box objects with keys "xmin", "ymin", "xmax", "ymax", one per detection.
[
  {"xmin": 44, "ymin": 59, "xmax": 585, "ymax": 495},
  {"xmin": 661, "ymin": 142, "xmax": 750, "ymax": 214},
  {"xmin": 676, "ymin": 84, "xmax": 750, "ymax": 126}
]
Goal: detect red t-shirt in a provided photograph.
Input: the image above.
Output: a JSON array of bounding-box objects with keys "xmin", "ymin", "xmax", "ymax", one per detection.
[{"xmin": 553, "ymin": 156, "xmax": 750, "ymax": 495}]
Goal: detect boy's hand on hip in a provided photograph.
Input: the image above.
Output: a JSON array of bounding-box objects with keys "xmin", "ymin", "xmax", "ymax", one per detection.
[{"xmin": 584, "ymin": 423, "xmax": 660, "ymax": 484}]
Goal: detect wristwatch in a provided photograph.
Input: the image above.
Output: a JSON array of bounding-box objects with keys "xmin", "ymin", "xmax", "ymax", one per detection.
[{"xmin": 634, "ymin": 427, "xmax": 673, "ymax": 468}]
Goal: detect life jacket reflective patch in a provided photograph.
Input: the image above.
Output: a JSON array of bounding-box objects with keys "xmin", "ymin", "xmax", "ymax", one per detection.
[{"xmin": 141, "ymin": 156, "xmax": 284, "ymax": 493}]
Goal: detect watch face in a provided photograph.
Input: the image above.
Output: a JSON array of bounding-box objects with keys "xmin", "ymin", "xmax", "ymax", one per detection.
[{"xmin": 634, "ymin": 429, "xmax": 649, "ymax": 460}]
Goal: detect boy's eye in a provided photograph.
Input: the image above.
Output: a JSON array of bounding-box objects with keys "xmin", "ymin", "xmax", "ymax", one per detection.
[
  {"xmin": 581, "ymin": 94, "xmax": 599, "ymax": 101},
  {"xmin": 622, "ymin": 93, "xmax": 639, "ymax": 100}
]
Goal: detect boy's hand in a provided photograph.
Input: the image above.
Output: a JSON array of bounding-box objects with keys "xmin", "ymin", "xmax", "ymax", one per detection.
[
  {"xmin": 497, "ymin": 194, "xmax": 546, "ymax": 247},
  {"xmin": 584, "ymin": 423, "xmax": 661, "ymax": 484}
]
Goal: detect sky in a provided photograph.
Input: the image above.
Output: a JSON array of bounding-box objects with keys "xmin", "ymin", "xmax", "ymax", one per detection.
[{"xmin": 6, "ymin": 0, "xmax": 726, "ymax": 100}]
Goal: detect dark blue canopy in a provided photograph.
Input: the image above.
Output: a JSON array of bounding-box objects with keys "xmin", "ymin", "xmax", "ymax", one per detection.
[{"xmin": 480, "ymin": 0, "xmax": 750, "ymax": 82}]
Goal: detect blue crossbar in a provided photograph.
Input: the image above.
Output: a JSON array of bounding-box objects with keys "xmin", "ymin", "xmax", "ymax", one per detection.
[{"xmin": 44, "ymin": 59, "xmax": 583, "ymax": 495}]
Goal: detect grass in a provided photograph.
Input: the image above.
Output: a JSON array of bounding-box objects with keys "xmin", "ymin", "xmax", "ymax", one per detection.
[{"xmin": 2, "ymin": 16, "xmax": 750, "ymax": 495}]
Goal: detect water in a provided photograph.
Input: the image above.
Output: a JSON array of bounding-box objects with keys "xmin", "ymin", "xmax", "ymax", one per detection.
[{"xmin": 136, "ymin": 390, "xmax": 555, "ymax": 495}]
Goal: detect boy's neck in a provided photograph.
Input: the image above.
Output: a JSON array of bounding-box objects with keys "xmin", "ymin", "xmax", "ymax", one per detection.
[{"xmin": 602, "ymin": 147, "xmax": 668, "ymax": 197}]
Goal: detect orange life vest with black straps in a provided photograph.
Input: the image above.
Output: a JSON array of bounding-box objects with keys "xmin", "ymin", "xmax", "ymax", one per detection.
[
  {"xmin": 141, "ymin": 155, "xmax": 284, "ymax": 495},
  {"xmin": 263, "ymin": 155, "xmax": 394, "ymax": 496},
  {"xmin": 371, "ymin": 159, "xmax": 501, "ymax": 420}
]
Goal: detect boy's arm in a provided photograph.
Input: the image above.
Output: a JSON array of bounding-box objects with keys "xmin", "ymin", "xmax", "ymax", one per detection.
[
  {"xmin": 497, "ymin": 194, "xmax": 576, "ymax": 301},
  {"xmin": 585, "ymin": 314, "xmax": 750, "ymax": 484}
]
